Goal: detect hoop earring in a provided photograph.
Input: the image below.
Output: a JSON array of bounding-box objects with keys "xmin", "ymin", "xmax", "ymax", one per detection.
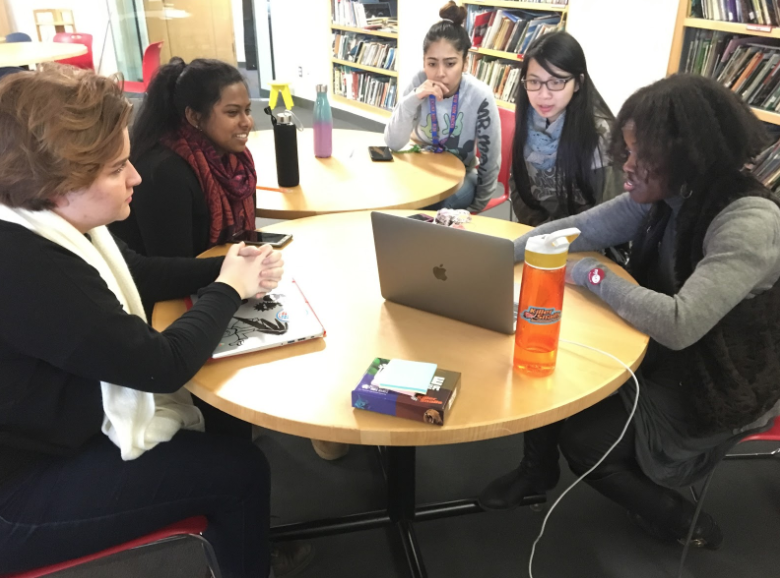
[{"xmin": 679, "ymin": 186, "xmax": 692, "ymax": 199}]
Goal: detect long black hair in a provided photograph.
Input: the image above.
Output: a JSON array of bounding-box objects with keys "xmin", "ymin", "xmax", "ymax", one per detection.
[
  {"xmin": 512, "ymin": 31, "xmax": 612, "ymax": 218},
  {"xmin": 423, "ymin": 1, "xmax": 471, "ymax": 59},
  {"xmin": 130, "ymin": 57, "xmax": 247, "ymax": 162}
]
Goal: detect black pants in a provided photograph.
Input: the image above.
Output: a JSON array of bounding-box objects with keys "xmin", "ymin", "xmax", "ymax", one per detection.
[
  {"xmin": 0, "ymin": 430, "xmax": 270, "ymax": 578},
  {"xmin": 526, "ymin": 394, "xmax": 701, "ymax": 533}
]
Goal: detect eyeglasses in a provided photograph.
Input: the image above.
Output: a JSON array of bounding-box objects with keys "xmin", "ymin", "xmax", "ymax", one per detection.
[{"xmin": 522, "ymin": 77, "xmax": 573, "ymax": 92}]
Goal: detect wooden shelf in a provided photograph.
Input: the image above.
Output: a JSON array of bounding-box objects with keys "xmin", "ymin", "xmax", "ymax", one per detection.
[
  {"xmin": 332, "ymin": 58, "xmax": 398, "ymax": 77},
  {"xmin": 331, "ymin": 93, "xmax": 393, "ymax": 118},
  {"xmin": 496, "ymin": 99, "xmax": 516, "ymax": 110},
  {"xmin": 751, "ymin": 106, "xmax": 780, "ymax": 125},
  {"xmin": 331, "ymin": 24, "xmax": 398, "ymax": 39},
  {"xmin": 462, "ymin": 1, "xmax": 568, "ymax": 12},
  {"xmin": 683, "ymin": 17, "xmax": 780, "ymax": 37},
  {"xmin": 469, "ymin": 47, "xmax": 524, "ymax": 60}
]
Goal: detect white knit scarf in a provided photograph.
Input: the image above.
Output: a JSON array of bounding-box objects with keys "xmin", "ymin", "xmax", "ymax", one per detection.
[{"xmin": 0, "ymin": 205, "xmax": 205, "ymax": 460}]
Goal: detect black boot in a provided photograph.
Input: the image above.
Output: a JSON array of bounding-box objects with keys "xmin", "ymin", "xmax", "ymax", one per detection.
[
  {"xmin": 478, "ymin": 423, "xmax": 563, "ymax": 511},
  {"xmin": 586, "ymin": 469, "xmax": 723, "ymax": 550}
]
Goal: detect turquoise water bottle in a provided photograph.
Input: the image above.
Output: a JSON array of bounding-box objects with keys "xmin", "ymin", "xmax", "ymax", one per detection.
[{"xmin": 313, "ymin": 84, "xmax": 333, "ymax": 158}]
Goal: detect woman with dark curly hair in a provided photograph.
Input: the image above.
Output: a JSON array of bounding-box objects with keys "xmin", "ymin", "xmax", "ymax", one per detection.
[{"xmin": 478, "ymin": 74, "xmax": 780, "ymax": 549}]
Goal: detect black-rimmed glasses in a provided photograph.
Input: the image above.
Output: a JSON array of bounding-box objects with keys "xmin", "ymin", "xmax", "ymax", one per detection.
[{"xmin": 522, "ymin": 77, "xmax": 573, "ymax": 92}]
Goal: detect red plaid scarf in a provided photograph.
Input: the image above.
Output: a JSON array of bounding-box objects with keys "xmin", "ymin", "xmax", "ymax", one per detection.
[{"xmin": 162, "ymin": 123, "xmax": 256, "ymax": 247}]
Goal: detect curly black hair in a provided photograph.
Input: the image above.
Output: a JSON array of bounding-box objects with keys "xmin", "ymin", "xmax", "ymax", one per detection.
[{"xmin": 610, "ymin": 74, "xmax": 770, "ymax": 195}]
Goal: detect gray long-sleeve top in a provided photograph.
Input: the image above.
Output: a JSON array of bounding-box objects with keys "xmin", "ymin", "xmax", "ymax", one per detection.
[
  {"xmin": 384, "ymin": 71, "xmax": 501, "ymax": 212},
  {"xmin": 513, "ymin": 193, "xmax": 780, "ymax": 351}
]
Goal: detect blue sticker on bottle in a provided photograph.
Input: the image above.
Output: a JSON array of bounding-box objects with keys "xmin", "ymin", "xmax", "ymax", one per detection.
[{"xmin": 521, "ymin": 307, "xmax": 562, "ymax": 325}]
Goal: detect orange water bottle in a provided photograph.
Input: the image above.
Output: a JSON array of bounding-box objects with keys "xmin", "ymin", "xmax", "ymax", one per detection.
[{"xmin": 514, "ymin": 228, "xmax": 580, "ymax": 376}]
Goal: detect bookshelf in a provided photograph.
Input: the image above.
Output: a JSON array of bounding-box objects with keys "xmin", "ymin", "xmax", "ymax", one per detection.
[
  {"xmin": 330, "ymin": 1, "xmax": 399, "ymax": 118},
  {"xmin": 463, "ymin": 1, "xmax": 569, "ymax": 111},
  {"xmin": 667, "ymin": 0, "xmax": 780, "ymax": 126}
]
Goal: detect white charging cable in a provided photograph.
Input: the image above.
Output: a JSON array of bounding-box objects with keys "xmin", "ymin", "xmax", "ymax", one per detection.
[{"xmin": 527, "ymin": 338, "xmax": 641, "ymax": 578}]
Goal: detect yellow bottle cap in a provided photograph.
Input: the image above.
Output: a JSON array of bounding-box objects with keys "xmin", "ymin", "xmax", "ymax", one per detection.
[{"xmin": 525, "ymin": 228, "xmax": 581, "ymax": 269}]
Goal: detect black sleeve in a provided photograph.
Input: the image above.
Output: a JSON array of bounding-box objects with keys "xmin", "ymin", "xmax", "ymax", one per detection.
[
  {"xmin": 0, "ymin": 235, "xmax": 240, "ymax": 395},
  {"xmin": 131, "ymin": 156, "xmax": 202, "ymax": 258},
  {"xmin": 117, "ymin": 235, "xmax": 224, "ymax": 305}
]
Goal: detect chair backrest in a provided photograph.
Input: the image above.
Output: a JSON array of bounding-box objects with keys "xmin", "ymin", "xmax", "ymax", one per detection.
[
  {"xmin": 742, "ymin": 417, "xmax": 780, "ymax": 443},
  {"xmin": 497, "ymin": 106, "xmax": 516, "ymax": 195},
  {"xmin": 5, "ymin": 32, "xmax": 32, "ymax": 43},
  {"xmin": 142, "ymin": 41, "xmax": 164, "ymax": 89},
  {"xmin": 53, "ymin": 32, "xmax": 94, "ymax": 70}
]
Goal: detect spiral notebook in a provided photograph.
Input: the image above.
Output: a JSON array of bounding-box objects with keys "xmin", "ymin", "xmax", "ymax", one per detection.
[{"xmin": 186, "ymin": 278, "xmax": 325, "ymax": 359}]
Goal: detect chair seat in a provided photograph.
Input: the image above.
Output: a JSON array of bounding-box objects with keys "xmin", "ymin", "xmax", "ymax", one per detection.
[{"xmin": 2, "ymin": 516, "xmax": 208, "ymax": 578}]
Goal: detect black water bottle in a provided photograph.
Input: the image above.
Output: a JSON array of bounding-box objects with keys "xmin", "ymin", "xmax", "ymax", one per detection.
[{"xmin": 273, "ymin": 111, "xmax": 300, "ymax": 187}]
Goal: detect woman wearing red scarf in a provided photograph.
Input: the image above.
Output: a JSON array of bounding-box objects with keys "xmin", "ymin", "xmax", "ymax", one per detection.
[{"xmin": 111, "ymin": 58, "xmax": 256, "ymax": 258}]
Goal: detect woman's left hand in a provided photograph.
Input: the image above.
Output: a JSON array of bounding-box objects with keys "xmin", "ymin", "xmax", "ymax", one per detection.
[
  {"xmin": 564, "ymin": 256, "xmax": 602, "ymax": 287},
  {"xmin": 237, "ymin": 244, "xmax": 285, "ymax": 297}
]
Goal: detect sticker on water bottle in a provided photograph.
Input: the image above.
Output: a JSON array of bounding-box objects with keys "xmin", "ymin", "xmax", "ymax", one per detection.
[{"xmin": 521, "ymin": 307, "xmax": 562, "ymax": 325}]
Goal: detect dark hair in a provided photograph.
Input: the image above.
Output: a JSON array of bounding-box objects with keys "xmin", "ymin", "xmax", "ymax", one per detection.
[
  {"xmin": 423, "ymin": 1, "xmax": 471, "ymax": 59},
  {"xmin": 610, "ymin": 74, "xmax": 769, "ymax": 195},
  {"xmin": 131, "ymin": 57, "xmax": 247, "ymax": 161},
  {"xmin": 512, "ymin": 31, "xmax": 612, "ymax": 216}
]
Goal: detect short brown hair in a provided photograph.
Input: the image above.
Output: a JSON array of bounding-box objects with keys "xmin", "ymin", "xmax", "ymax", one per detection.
[{"xmin": 0, "ymin": 65, "xmax": 132, "ymax": 210}]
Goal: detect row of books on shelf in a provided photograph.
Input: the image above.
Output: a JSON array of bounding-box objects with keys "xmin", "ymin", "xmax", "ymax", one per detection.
[
  {"xmin": 332, "ymin": 0, "xmax": 397, "ymax": 31},
  {"xmin": 332, "ymin": 32, "xmax": 397, "ymax": 71},
  {"xmin": 466, "ymin": 53, "xmax": 520, "ymax": 103},
  {"xmin": 333, "ymin": 65, "xmax": 398, "ymax": 110},
  {"xmin": 751, "ymin": 135, "xmax": 780, "ymax": 192},
  {"xmin": 466, "ymin": 6, "xmax": 561, "ymax": 55},
  {"xmin": 684, "ymin": 30, "xmax": 780, "ymax": 111},
  {"xmin": 692, "ymin": 0, "xmax": 780, "ymax": 25}
]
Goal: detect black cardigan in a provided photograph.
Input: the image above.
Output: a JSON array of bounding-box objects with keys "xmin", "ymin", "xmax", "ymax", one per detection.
[
  {"xmin": 0, "ymin": 220, "xmax": 239, "ymax": 484},
  {"xmin": 109, "ymin": 145, "xmax": 210, "ymax": 258}
]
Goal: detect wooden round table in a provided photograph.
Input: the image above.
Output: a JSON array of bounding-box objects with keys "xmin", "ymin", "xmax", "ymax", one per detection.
[
  {"xmin": 153, "ymin": 210, "xmax": 648, "ymax": 574},
  {"xmin": 0, "ymin": 42, "xmax": 87, "ymax": 67},
  {"xmin": 153, "ymin": 211, "xmax": 648, "ymax": 446},
  {"xmin": 247, "ymin": 130, "xmax": 466, "ymax": 220}
]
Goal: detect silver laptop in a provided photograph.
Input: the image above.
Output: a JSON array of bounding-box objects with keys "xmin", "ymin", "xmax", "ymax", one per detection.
[{"xmin": 371, "ymin": 212, "xmax": 516, "ymax": 334}]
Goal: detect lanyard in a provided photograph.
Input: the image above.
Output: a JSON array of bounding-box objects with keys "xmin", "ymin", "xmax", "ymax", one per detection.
[{"xmin": 429, "ymin": 90, "xmax": 459, "ymax": 153}]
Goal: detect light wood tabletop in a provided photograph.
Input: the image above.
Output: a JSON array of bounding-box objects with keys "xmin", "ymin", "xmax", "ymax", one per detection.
[
  {"xmin": 152, "ymin": 211, "xmax": 648, "ymax": 447},
  {"xmin": 247, "ymin": 129, "xmax": 466, "ymax": 220},
  {"xmin": 0, "ymin": 41, "xmax": 87, "ymax": 67}
]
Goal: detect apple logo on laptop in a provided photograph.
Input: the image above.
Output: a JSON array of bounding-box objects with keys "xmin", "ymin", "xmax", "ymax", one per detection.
[{"xmin": 433, "ymin": 264, "xmax": 447, "ymax": 281}]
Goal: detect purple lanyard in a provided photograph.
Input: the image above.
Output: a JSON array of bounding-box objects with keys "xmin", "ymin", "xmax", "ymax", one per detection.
[{"xmin": 429, "ymin": 90, "xmax": 459, "ymax": 153}]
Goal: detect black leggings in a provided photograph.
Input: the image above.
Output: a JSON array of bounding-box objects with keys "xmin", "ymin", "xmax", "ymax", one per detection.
[{"xmin": 0, "ymin": 430, "xmax": 270, "ymax": 578}]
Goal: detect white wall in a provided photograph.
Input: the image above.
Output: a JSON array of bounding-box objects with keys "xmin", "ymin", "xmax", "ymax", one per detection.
[
  {"xmin": 232, "ymin": 0, "xmax": 246, "ymax": 63},
  {"xmin": 6, "ymin": 0, "xmax": 118, "ymax": 75},
  {"xmin": 566, "ymin": 0, "xmax": 679, "ymax": 114}
]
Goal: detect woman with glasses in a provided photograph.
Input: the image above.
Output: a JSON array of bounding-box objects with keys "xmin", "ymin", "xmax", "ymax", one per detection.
[
  {"xmin": 384, "ymin": 1, "xmax": 501, "ymax": 212},
  {"xmin": 510, "ymin": 31, "xmax": 621, "ymax": 225}
]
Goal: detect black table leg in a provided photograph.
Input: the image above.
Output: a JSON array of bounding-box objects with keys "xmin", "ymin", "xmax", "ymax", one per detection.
[{"xmin": 386, "ymin": 446, "xmax": 427, "ymax": 578}]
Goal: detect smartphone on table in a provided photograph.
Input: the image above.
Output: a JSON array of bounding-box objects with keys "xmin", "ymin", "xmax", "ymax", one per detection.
[
  {"xmin": 229, "ymin": 230, "xmax": 293, "ymax": 248},
  {"xmin": 369, "ymin": 146, "xmax": 394, "ymax": 162}
]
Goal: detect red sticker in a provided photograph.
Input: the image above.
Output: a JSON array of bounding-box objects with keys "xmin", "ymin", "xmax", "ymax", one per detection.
[{"xmin": 588, "ymin": 268, "xmax": 605, "ymax": 285}]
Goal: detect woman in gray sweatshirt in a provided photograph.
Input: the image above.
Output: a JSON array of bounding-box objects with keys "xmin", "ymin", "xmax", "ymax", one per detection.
[
  {"xmin": 479, "ymin": 75, "xmax": 780, "ymax": 551},
  {"xmin": 384, "ymin": 1, "xmax": 500, "ymax": 213}
]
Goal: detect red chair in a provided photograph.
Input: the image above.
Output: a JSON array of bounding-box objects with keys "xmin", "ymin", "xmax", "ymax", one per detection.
[
  {"xmin": 53, "ymin": 33, "xmax": 94, "ymax": 70},
  {"xmin": 1, "ymin": 516, "xmax": 221, "ymax": 578},
  {"xmin": 123, "ymin": 41, "xmax": 164, "ymax": 94},
  {"xmin": 678, "ymin": 418, "xmax": 780, "ymax": 578},
  {"xmin": 471, "ymin": 105, "xmax": 515, "ymax": 217}
]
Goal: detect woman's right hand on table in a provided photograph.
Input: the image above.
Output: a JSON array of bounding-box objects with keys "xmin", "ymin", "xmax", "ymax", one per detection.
[
  {"xmin": 216, "ymin": 242, "xmax": 284, "ymax": 299},
  {"xmin": 415, "ymin": 79, "xmax": 447, "ymax": 101}
]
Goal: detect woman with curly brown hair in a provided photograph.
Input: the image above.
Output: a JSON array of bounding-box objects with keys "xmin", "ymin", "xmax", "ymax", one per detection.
[
  {"xmin": 0, "ymin": 66, "xmax": 311, "ymax": 577},
  {"xmin": 479, "ymin": 74, "xmax": 780, "ymax": 550}
]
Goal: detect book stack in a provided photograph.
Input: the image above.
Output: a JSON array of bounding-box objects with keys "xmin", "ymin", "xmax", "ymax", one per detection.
[
  {"xmin": 333, "ymin": 0, "xmax": 370, "ymax": 28},
  {"xmin": 693, "ymin": 0, "xmax": 780, "ymax": 24},
  {"xmin": 466, "ymin": 6, "xmax": 561, "ymax": 55},
  {"xmin": 352, "ymin": 358, "xmax": 461, "ymax": 426},
  {"xmin": 467, "ymin": 54, "xmax": 521, "ymax": 103},
  {"xmin": 750, "ymin": 135, "xmax": 780, "ymax": 192},
  {"xmin": 334, "ymin": 65, "xmax": 398, "ymax": 110},
  {"xmin": 683, "ymin": 30, "xmax": 780, "ymax": 112},
  {"xmin": 366, "ymin": 17, "xmax": 398, "ymax": 33},
  {"xmin": 332, "ymin": 32, "xmax": 397, "ymax": 71}
]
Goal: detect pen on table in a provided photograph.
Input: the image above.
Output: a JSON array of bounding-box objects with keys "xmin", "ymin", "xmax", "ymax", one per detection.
[{"xmin": 256, "ymin": 185, "xmax": 292, "ymax": 193}]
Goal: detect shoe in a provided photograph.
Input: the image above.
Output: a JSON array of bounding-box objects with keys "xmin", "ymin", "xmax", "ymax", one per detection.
[
  {"xmin": 311, "ymin": 439, "xmax": 349, "ymax": 460},
  {"xmin": 628, "ymin": 509, "xmax": 723, "ymax": 550},
  {"xmin": 270, "ymin": 541, "xmax": 315, "ymax": 578},
  {"xmin": 478, "ymin": 462, "xmax": 559, "ymax": 511}
]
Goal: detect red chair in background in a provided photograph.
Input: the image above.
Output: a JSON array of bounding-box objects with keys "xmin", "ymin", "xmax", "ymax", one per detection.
[
  {"xmin": 53, "ymin": 33, "xmax": 94, "ymax": 70},
  {"xmin": 123, "ymin": 41, "xmax": 164, "ymax": 94},
  {"xmin": 471, "ymin": 105, "xmax": 515, "ymax": 218},
  {"xmin": 1, "ymin": 516, "xmax": 221, "ymax": 578}
]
